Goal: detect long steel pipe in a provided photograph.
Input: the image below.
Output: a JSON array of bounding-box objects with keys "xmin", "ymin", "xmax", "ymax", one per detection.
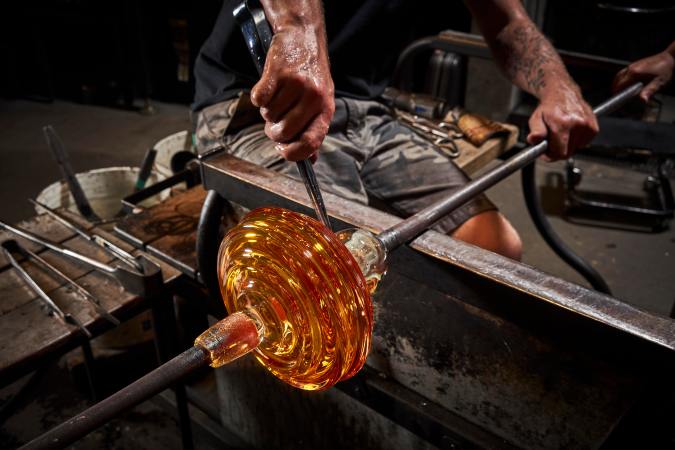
[
  {"xmin": 377, "ymin": 82, "xmax": 643, "ymax": 251},
  {"xmin": 20, "ymin": 347, "xmax": 208, "ymax": 450}
]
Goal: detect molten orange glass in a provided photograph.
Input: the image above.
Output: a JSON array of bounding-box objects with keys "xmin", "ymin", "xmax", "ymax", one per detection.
[{"xmin": 216, "ymin": 207, "xmax": 375, "ymax": 390}]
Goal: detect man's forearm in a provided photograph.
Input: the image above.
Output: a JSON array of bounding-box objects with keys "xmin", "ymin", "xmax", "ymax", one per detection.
[
  {"xmin": 465, "ymin": 0, "xmax": 575, "ymax": 99},
  {"xmin": 259, "ymin": 0, "xmax": 326, "ymax": 38},
  {"xmin": 490, "ymin": 18, "xmax": 574, "ymax": 97}
]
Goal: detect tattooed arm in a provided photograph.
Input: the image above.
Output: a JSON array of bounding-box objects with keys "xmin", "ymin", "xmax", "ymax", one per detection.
[{"xmin": 464, "ymin": 0, "xmax": 598, "ymax": 160}]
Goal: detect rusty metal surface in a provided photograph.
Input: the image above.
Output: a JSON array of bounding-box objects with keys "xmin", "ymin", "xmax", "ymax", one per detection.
[
  {"xmin": 368, "ymin": 271, "xmax": 640, "ymax": 448},
  {"xmin": 214, "ymin": 357, "xmax": 441, "ymax": 450}
]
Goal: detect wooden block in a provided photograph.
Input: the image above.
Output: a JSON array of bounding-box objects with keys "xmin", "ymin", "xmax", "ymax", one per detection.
[{"xmin": 454, "ymin": 123, "xmax": 519, "ymax": 175}]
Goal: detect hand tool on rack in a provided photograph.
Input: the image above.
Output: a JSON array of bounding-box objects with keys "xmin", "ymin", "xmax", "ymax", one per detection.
[
  {"xmin": 396, "ymin": 110, "xmax": 462, "ymax": 158},
  {"xmin": 43, "ymin": 125, "xmax": 101, "ymax": 223},
  {"xmin": 29, "ymin": 199, "xmax": 144, "ymax": 273},
  {"xmin": 2, "ymin": 240, "xmax": 92, "ymax": 338},
  {"xmin": 134, "ymin": 148, "xmax": 158, "ymax": 192},
  {"xmin": 0, "ymin": 220, "xmax": 160, "ymax": 297},
  {"xmin": 2, "ymin": 238, "xmax": 120, "ymax": 326},
  {"xmin": 233, "ymin": 0, "xmax": 332, "ymax": 231}
]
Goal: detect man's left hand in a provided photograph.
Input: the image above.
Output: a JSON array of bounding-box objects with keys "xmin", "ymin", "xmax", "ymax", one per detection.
[{"xmin": 526, "ymin": 82, "xmax": 599, "ymax": 161}]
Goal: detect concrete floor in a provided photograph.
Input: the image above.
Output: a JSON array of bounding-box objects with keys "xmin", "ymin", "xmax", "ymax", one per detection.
[{"xmin": 1, "ymin": 97, "xmax": 674, "ymax": 448}]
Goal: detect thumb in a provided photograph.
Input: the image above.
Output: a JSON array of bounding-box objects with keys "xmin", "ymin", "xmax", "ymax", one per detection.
[
  {"xmin": 527, "ymin": 111, "xmax": 547, "ymax": 145},
  {"xmin": 612, "ymin": 68, "xmax": 629, "ymax": 93},
  {"xmin": 639, "ymin": 78, "xmax": 663, "ymax": 102}
]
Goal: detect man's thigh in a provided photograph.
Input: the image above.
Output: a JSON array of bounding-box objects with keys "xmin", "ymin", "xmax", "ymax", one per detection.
[
  {"xmin": 360, "ymin": 117, "xmax": 497, "ymax": 234},
  {"xmin": 195, "ymin": 98, "xmax": 369, "ymax": 205}
]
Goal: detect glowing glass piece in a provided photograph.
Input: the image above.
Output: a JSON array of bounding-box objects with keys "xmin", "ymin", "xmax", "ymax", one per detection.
[{"xmin": 216, "ymin": 207, "xmax": 378, "ymax": 390}]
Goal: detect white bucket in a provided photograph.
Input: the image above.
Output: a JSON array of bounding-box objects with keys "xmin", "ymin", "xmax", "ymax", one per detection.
[
  {"xmin": 153, "ymin": 130, "xmax": 194, "ymax": 180},
  {"xmin": 36, "ymin": 167, "xmax": 165, "ymax": 350},
  {"xmin": 35, "ymin": 167, "xmax": 168, "ymax": 220}
]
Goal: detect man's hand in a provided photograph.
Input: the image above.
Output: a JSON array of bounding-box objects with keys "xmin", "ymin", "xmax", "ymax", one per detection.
[
  {"xmin": 527, "ymin": 82, "xmax": 598, "ymax": 160},
  {"xmin": 612, "ymin": 43, "xmax": 675, "ymax": 102},
  {"xmin": 250, "ymin": 1, "xmax": 334, "ymax": 162}
]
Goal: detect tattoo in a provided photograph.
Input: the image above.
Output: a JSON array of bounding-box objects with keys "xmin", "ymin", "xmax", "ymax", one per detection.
[{"xmin": 497, "ymin": 21, "xmax": 564, "ymax": 95}]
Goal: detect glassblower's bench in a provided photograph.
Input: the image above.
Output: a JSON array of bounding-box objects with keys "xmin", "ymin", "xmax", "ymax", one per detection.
[{"xmin": 117, "ymin": 154, "xmax": 675, "ymax": 447}]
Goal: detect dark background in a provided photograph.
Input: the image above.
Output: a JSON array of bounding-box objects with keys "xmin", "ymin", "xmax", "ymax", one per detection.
[{"xmin": 3, "ymin": 0, "xmax": 672, "ymax": 109}]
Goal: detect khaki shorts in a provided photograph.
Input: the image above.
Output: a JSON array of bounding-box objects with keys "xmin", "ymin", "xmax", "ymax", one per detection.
[{"xmin": 195, "ymin": 94, "xmax": 496, "ymax": 233}]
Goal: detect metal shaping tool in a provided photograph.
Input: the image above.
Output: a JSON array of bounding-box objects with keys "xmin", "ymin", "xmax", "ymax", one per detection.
[
  {"xmin": 135, "ymin": 148, "xmax": 158, "ymax": 192},
  {"xmin": 30, "ymin": 199, "xmax": 144, "ymax": 273},
  {"xmin": 2, "ymin": 240, "xmax": 92, "ymax": 338},
  {"xmin": 0, "ymin": 220, "xmax": 159, "ymax": 297},
  {"xmin": 4, "ymin": 239, "xmax": 120, "ymax": 326},
  {"xmin": 233, "ymin": 0, "xmax": 333, "ymax": 231},
  {"xmin": 296, "ymin": 160, "xmax": 332, "ymax": 228},
  {"xmin": 43, "ymin": 125, "xmax": 101, "ymax": 223}
]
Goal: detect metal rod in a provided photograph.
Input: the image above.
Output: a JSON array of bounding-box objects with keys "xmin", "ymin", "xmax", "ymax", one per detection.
[
  {"xmin": 43, "ymin": 125, "xmax": 101, "ymax": 223},
  {"xmin": 377, "ymin": 82, "xmax": 644, "ymax": 251},
  {"xmin": 11, "ymin": 238, "xmax": 120, "ymax": 326},
  {"xmin": 297, "ymin": 159, "xmax": 332, "ymax": 230},
  {"xmin": 1, "ymin": 240, "xmax": 92, "ymax": 338},
  {"xmin": 30, "ymin": 199, "xmax": 144, "ymax": 273},
  {"xmin": 20, "ymin": 346, "xmax": 208, "ymax": 450},
  {"xmin": 0, "ymin": 221, "xmax": 114, "ymax": 274},
  {"xmin": 0, "ymin": 219, "xmax": 160, "ymax": 297}
]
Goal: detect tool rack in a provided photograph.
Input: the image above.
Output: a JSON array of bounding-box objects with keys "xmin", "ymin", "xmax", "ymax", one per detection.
[{"xmin": 0, "ymin": 210, "xmax": 197, "ymax": 448}]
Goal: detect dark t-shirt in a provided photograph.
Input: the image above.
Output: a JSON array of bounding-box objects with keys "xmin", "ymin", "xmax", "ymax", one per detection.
[{"xmin": 192, "ymin": 0, "xmax": 463, "ymax": 111}]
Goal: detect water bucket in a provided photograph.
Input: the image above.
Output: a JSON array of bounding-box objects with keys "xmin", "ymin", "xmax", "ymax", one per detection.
[
  {"xmin": 153, "ymin": 130, "xmax": 195, "ymax": 180},
  {"xmin": 35, "ymin": 167, "xmax": 168, "ymax": 221},
  {"xmin": 36, "ymin": 167, "xmax": 167, "ymax": 351}
]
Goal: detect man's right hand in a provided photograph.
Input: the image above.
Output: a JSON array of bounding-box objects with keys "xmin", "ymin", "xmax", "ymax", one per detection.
[
  {"xmin": 612, "ymin": 42, "xmax": 675, "ymax": 102},
  {"xmin": 250, "ymin": 3, "xmax": 334, "ymax": 162}
]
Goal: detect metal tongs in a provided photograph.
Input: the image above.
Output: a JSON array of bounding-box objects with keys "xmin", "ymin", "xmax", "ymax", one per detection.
[
  {"xmin": 396, "ymin": 110, "xmax": 462, "ymax": 158},
  {"xmin": 2, "ymin": 240, "xmax": 94, "ymax": 337},
  {"xmin": 0, "ymin": 209, "xmax": 160, "ymax": 297},
  {"xmin": 233, "ymin": 0, "xmax": 332, "ymax": 230},
  {"xmin": 30, "ymin": 199, "xmax": 143, "ymax": 273}
]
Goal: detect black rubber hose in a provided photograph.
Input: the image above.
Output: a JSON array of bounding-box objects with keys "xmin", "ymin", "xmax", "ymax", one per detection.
[
  {"xmin": 521, "ymin": 162, "xmax": 612, "ymax": 295},
  {"xmin": 196, "ymin": 190, "xmax": 230, "ymax": 307}
]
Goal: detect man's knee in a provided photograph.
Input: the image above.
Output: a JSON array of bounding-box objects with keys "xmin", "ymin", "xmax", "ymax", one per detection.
[{"xmin": 450, "ymin": 211, "xmax": 522, "ymax": 261}]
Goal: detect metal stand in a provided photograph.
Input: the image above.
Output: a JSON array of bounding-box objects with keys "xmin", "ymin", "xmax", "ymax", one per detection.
[{"xmin": 149, "ymin": 288, "xmax": 196, "ymax": 450}]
